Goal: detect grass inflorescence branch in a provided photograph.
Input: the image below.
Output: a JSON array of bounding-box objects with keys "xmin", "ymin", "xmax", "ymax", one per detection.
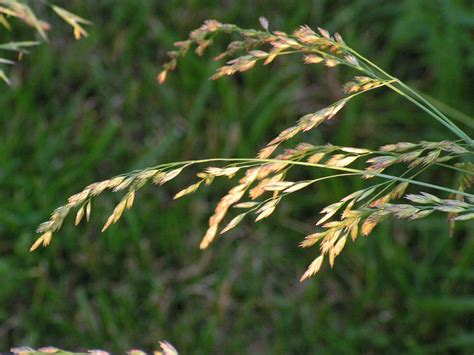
[{"xmin": 0, "ymin": 0, "xmax": 91, "ymax": 84}]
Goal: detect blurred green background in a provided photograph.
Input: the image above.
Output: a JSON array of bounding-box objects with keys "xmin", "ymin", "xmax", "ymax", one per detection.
[{"xmin": 1, "ymin": 0, "xmax": 474, "ymax": 353}]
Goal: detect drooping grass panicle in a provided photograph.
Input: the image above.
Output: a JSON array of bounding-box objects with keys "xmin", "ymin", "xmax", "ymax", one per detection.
[
  {"xmin": 32, "ymin": 19, "xmax": 474, "ymax": 281},
  {"xmin": 33, "ymin": 150, "xmax": 474, "ymax": 279}
]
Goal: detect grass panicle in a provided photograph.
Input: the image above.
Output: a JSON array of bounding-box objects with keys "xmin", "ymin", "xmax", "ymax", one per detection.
[{"xmin": 33, "ymin": 19, "xmax": 474, "ymax": 281}]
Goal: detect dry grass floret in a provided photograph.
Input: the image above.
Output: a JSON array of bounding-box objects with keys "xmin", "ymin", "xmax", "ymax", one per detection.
[{"xmin": 32, "ymin": 18, "xmax": 474, "ymax": 281}]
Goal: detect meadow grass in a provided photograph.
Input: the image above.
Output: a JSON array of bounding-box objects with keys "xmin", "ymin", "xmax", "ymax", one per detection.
[{"xmin": 1, "ymin": 0, "xmax": 474, "ymax": 353}]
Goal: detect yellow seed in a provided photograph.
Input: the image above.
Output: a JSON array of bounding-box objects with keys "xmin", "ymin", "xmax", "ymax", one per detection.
[
  {"xmin": 324, "ymin": 59, "xmax": 339, "ymax": 67},
  {"xmin": 351, "ymin": 223, "xmax": 359, "ymax": 241},
  {"xmin": 157, "ymin": 70, "xmax": 167, "ymax": 84},
  {"xmin": 303, "ymin": 55, "xmax": 324, "ymax": 64},
  {"xmin": 300, "ymin": 255, "xmax": 324, "ymax": 282},
  {"xmin": 30, "ymin": 235, "xmax": 45, "ymax": 252},
  {"xmin": 361, "ymin": 219, "xmax": 376, "ymax": 236},
  {"xmin": 102, "ymin": 214, "xmax": 115, "ymax": 232},
  {"xmin": 86, "ymin": 200, "xmax": 92, "ymax": 221},
  {"xmin": 126, "ymin": 191, "xmax": 135, "ymax": 209},
  {"xmin": 75, "ymin": 206, "xmax": 85, "ymax": 226}
]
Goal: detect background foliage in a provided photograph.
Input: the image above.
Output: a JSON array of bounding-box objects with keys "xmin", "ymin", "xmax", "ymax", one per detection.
[{"xmin": 1, "ymin": 0, "xmax": 474, "ymax": 353}]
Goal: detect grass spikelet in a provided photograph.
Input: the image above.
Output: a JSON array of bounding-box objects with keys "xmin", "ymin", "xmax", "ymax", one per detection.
[
  {"xmin": 200, "ymin": 183, "xmax": 248, "ymax": 249},
  {"xmin": 220, "ymin": 213, "xmax": 246, "ymax": 234},
  {"xmin": 85, "ymin": 200, "xmax": 92, "ymax": 221},
  {"xmin": 284, "ymin": 180, "xmax": 313, "ymax": 193},
  {"xmin": 255, "ymin": 198, "xmax": 279, "ymax": 221},
  {"xmin": 157, "ymin": 340, "xmax": 179, "ymax": 355},
  {"xmin": 205, "ymin": 166, "xmax": 240, "ymax": 177},
  {"xmin": 159, "ymin": 168, "xmax": 184, "ymax": 185},
  {"xmin": 303, "ymin": 54, "xmax": 324, "ymax": 64},
  {"xmin": 299, "ymin": 232, "xmax": 326, "ymax": 248},
  {"xmin": 325, "ymin": 154, "xmax": 358, "ymax": 167},
  {"xmin": 174, "ymin": 181, "xmax": 202, "ymax": 200},
  {"xmin": 30, "ymin": 231, "xmax": 52, "ymax": 252},
  {"xmin": 157, "ymin": 70, "xmax": 167, "ymax": 84},
  {"xmin": 75, "ymin": 205, "xmax": 85, "ymax": 226},
  {"xmin": 234, "ymin": 201, "xmax": 259, "ymax": 208},
  {"xmin": 361, "ymin": 211, "xmax": 389, "ymax": 236},
  {"xmin": 300, "ymin": 255, "xmax": 324, "ymax": 282},
  {"xmin": 317, "ymin": 202, "xmax": 344, "ymax": 226}
]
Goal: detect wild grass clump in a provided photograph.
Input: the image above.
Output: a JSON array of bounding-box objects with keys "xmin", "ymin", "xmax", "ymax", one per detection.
[
  {"xmin": 0, "ymin": 0, "xmax": 90, "ymax": 83},
  {"xmin": 32, "ymin": 18, "xmax": 474, "ymax": 281}
]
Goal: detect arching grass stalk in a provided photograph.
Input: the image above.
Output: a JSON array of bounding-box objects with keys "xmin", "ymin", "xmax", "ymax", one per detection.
[
  {"xmin": 33, "ymin": 19, "xmax": 474, "ymax": 280},
  {"xmin": 133, "ymin": 157, "xmax": 474, "ymax": 197}
]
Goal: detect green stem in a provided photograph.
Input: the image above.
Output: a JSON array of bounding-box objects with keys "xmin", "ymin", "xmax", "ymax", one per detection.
[
  {"xmin": 141, "ymin": 157, "xmax": 474, "ymax": 198},
  {"xmin": 422, "ymin": 94, "xmax": 474, "ymax": 129},
  {"xmin": 345, "ymin": 47, "xmax": 473, "ymax": 145}
]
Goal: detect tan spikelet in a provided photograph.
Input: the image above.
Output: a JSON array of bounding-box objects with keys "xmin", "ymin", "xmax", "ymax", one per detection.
[
  {"xmin": 361, "ymin": 217, "xmax": 378, "ymax": 236},
  {"xmin": 102, "ymin": 214, "xmax": 115, "ymax": 233},
  {"xmin": 174, "ymin": 181, "xmax": 202, "ymax": 199},
  {"xmin": 283, "ymin": 180, "xmax": 312, "ymax": 193},
  {"xmin": 308, "ymin": 153, "xmax": 325, "ymax": 164},
  {"xmin": 300, "ymin": 255, "xmax": 324, "ymax": 282},
  {"xmin": 350, "ymin": 222, "xmax": 359, "ymax": 241},
  {"xmin": 258, "ymin": 144, "xmax": 278, "ymax": 159},
  {"xmin": 75, "ymin": 206, "xmax": 85, "ymax": 226},
  {"xmin": 30, "ymin": 231, "xmax": 52, "ymax": 252},
  {"xmin": 160, "ymin": 168, "xmax": 184, "ymax": 185},
  {"xmin": 220, "ymin": 213, "xmax": 246, "ymax": 234},
  {"xmin": 126, "ymin": 191, "xmax": 135, "ymax": 209},
  {"xmin": 299, "ymin": 232, "xmax": 326, "ymax": 248},
  {"xmin": 200, "ymin": 225, "xmax": 217, "ymax": 249},
  {"xmin": 85, "ymin": 200, "xmax": 92, "ymax": 221}
]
